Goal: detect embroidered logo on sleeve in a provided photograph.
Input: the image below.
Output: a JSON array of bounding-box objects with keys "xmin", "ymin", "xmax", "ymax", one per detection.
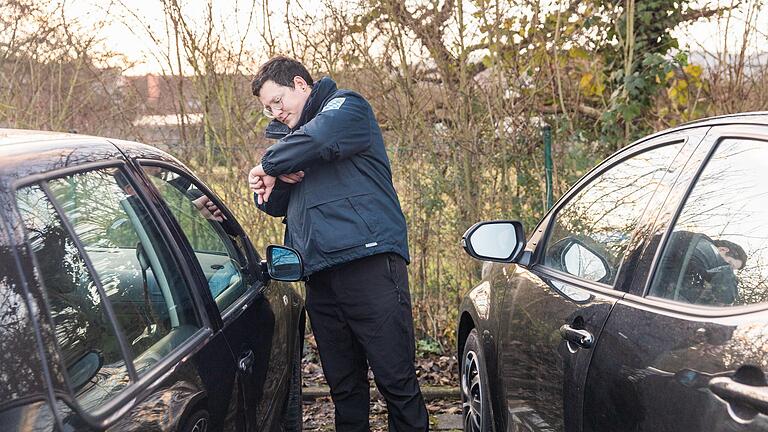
[{"xmin": 321, "ymin": 97, "xmax": 346, "ymax": 112}]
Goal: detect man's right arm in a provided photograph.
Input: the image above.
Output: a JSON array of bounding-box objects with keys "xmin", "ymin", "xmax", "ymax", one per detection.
[
  {"xmin": 260, "ymin": 94, "xmax": 372, "ymax": 177},
  {"xmin": 254, "ymin": 179, "xmax": 291, "ymax": 217}
]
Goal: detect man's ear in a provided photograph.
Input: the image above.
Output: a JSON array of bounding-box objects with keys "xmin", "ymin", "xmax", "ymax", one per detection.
[
  {"xmin": 717, "ymin": 246, "xmax": 731, "ymax": 255},
  {"xmin": 293, "ymin": 76, "xmax": 309, "ymax": 92}
]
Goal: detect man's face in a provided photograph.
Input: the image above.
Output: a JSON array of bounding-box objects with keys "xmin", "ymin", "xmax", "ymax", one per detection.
[
  {"xmin": 258, "ymin": 77, "xmax": 311, "ymax": 129},
  {"xmin": 717, "ymin": 246, "xmax": 744, "ymax": 270}
]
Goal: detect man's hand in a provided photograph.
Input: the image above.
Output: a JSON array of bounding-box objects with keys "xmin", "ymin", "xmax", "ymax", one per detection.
[
  {"xmin": 249, "ymin": 175, "xmax": 276, "ymax": 204},
  {"xmin": 249, "ymin": 165, "xmax": 277, "ymax": 204},
  {"xmin": 248, "ymin": 165, "xmax": 268, "ymax": 202},
  {"xmin": 248, "ymin": 164, "xmax": 267, "ymax": 183},
  {"xmin": 249, "ymin": 164, "xmax": 304, "ymax": 204},
  {"xmin": 278, "ymin": 171, "xmax": 305, "ymax": 184},
  {"xmin": 192, "ymin": 195, "xmax": 226, "ymax": 222}
]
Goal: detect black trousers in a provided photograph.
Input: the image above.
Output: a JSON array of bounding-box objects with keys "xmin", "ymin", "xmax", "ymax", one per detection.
[{"xmin": 305, "ymin": 253, "xmax": 429, "ymax": 432}]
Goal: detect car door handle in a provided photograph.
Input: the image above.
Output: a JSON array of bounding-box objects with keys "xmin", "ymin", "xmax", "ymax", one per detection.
[
  {"xmin": 709, "ymin": 377, "xmax": 768, "ymax": 415},
  {"xmin": 238, "ymin": 350, "xmax": 255, "ymax": 373},
  {"xmin": 559, "ymin": 325, "xmax": 594, "ymax": 349}
]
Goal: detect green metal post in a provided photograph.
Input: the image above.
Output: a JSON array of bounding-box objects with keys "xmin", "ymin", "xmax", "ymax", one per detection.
[{"xmin": 543, "ymin": 125, "xmax": 553, "ymax": 209}]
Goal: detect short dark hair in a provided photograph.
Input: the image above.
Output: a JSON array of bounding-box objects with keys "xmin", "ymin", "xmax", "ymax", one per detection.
[
  {"xmin": 251, "ymin": 56, "xmax": 314, "ymax": 97},
  {"xmin": 713, "ymin": 239, "xmax": 748, "ymax": 268}
]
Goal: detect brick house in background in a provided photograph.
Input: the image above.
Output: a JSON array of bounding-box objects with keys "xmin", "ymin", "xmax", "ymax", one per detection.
[{"xmin": 125, "ymin": 74, "xmax": 203, "ymax": 150}]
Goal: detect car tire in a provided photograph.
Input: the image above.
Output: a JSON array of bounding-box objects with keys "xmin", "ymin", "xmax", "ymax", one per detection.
[
  {"xmin": 462, "ymin": 328, "xmax": 492, "ymax": 432},
  {"xmin": 181, "ymin": 409, "xmax": 209, "ymax": 432},
  {"xmin": 282, "ymin": 331, "xmax": 303, "ymax": 432}
]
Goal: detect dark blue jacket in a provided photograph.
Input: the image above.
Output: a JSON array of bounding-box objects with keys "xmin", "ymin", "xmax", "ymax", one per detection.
[{"xmin": 256, "ymin": 77, "xmax": 409, "ymax": 275}]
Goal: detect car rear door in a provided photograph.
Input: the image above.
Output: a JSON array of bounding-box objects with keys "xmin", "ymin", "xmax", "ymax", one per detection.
[
  {"xmin": 584, "ymin": 124, "xmax": 768, "ymax": 431},
  {"xmin": 134, "ymin": 162, "xmax": 295, "ymax": 431},
  {"xmin": 499, "ymin": 127, "xmax": 709, "ymax": 432}
]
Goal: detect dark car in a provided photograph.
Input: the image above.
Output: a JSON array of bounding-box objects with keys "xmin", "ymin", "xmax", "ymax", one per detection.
[
  {"xmin": 457, "ymin": 112, "xmax": 768, "ymax": 432},
  {"xmin": 0, "ymin": 129, "xmax": 306, "ymax": 432}
]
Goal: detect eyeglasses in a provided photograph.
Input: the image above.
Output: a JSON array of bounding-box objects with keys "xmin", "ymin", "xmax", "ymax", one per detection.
[{"xmin": 262, "ymin": 96, "xmax": 283, "ymax": 119}]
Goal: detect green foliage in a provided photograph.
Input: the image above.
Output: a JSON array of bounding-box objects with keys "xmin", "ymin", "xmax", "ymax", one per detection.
[
  {"xmin": 415, "ymin": 337, "xmax": 444, "ymax": 356},
  {"xmin": 597, "ymin": 0, "xmax": 705, "ymax": 143}
]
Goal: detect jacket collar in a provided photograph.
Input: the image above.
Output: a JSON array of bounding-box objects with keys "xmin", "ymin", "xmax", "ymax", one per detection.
[
  {"xmin": 264, "ymin": 77, "xmax": 337, "ymax": 138},
  {"xmin": 294, "ymin": 77, "xmax": 337, "ymax": 130}
]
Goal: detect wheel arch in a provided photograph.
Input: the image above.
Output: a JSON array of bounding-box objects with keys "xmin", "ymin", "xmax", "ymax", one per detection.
[
  {"xmin": 297, "ymin": 307, "xmax": 307, "ymax": 353},
  {"xmin": 457, "ymin": 311, "xmax": 476, "ymax": 368},
  {"xmin": 176, "ymin": 392, "xmax": 208, "ymax": 432}
]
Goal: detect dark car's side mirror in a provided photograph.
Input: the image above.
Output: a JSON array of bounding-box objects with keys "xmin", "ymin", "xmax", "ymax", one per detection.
[
  {"xmin": 263, "ymin": 245, "xmax": 304, "ymax": 282},
  {"xmin": 462, "ymin": 221, "xmax": 525, "ymax": 263}
]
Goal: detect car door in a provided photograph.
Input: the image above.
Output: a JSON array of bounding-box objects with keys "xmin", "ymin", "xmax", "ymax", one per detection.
[
  {"xmin": 135, "ymin": 162, "xmax": 293, "ymax": 431},
  {"xmin": 13, "ymin": 164, "xmax": 243, "ymax": 432},
  {"xmin": 584, "ymin": 125, "xmax": 768, "ymax": 431},
  {"xmin": 497, "ymin": 128, "xmax": 709, "ymax": 432}
]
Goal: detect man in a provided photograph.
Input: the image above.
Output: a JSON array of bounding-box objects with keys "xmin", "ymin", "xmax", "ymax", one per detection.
[
  {"xmin": 661, "ymin": 231, "xmax": 747, "ymax": 305},
  {"xmin": 711, "ymin": 238, "xmax": 747, "ymax": 272},
  {"xmin": 687, "ymin": 237, "xmax": 746, "ymax": 305},
  {"xmin": 247, "ymin": 56, "xmax": 428, "ymax": 432}
]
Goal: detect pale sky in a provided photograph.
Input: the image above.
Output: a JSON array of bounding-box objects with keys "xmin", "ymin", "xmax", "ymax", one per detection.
[
  {"xmin": 61, "ymin": 0, "xmax": 767, "ymax": 76},
  {"xmin": 63, "ymin": 0, "xmax": 322, "ymax": 75}
]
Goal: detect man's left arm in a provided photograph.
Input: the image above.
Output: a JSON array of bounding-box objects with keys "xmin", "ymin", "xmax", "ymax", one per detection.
[{"xmin": 261, "ymin": 95, "xmax": 372, "ymax": 177}]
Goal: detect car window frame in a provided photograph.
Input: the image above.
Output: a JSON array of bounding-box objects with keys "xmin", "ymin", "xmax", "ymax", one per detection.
[
  {"xmin": 635, "ymin": 126, "xmax": 768, "ymax": 317},
  {"xmin": 12, "ymin": 159, "xmax": 215, "ymax": 430},
  {"xmin": 531, "ymin": 133, "xmax": 703, "ymax": 291},
  {"xmin": 133, "ymin": 159, "xmax": 266, "ymax": 324},
  {"xmin": 0, "ymin": 206, "xmax": 66, "ymax": 429}
]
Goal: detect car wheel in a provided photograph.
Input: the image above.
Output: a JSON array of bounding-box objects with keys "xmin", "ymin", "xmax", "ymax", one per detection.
[
  {"xmin": 181, "ymin": 410, "xmax": 209, "ymax": 432},
  {"xmin": 462, "ymin": 328, "xmax": 492, "ymax": 432},
  {"xmin": 282, "ymin": 330, "xmax": 303, "ymax": 432}
]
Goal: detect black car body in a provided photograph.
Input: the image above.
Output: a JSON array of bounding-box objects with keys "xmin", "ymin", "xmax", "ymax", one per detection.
[
  {"xmin": 0, "ymin": 129, "xmax": 306, "ymax": 431},
  {"xmin": 458, "ymin": 113, "xmax": 768, "ymax": 432}
]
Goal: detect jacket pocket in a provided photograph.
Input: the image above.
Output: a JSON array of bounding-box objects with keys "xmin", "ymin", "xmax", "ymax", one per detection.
[{"xmin": 308, "ymin": 193, "xmax": 379, "ymax": 253}]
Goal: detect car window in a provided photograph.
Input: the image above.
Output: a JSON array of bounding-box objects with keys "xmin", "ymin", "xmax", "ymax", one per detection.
[
  {"xmin": 16, "ymin": 169, "xmax": 201, "ymax": 411},
  {"xmin": 141, "ymin": 166, "xmax": 248, "ymax": 312},
  {"xmin": 543, "ymin": 142, "xmax": 688, "ymax": 284},
  {"xmin": 649, "ymin": 139, "xmax": 768, "ymax": 307}
]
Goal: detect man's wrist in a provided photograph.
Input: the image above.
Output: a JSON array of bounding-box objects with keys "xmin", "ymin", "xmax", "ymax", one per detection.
[
  {"xmin": 253, "ymin": 164, "xmax": 267, "ymax": 177},
  {"xmin": 260, "ymin": 157, "xmax": 281, "ymax": 177}
]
